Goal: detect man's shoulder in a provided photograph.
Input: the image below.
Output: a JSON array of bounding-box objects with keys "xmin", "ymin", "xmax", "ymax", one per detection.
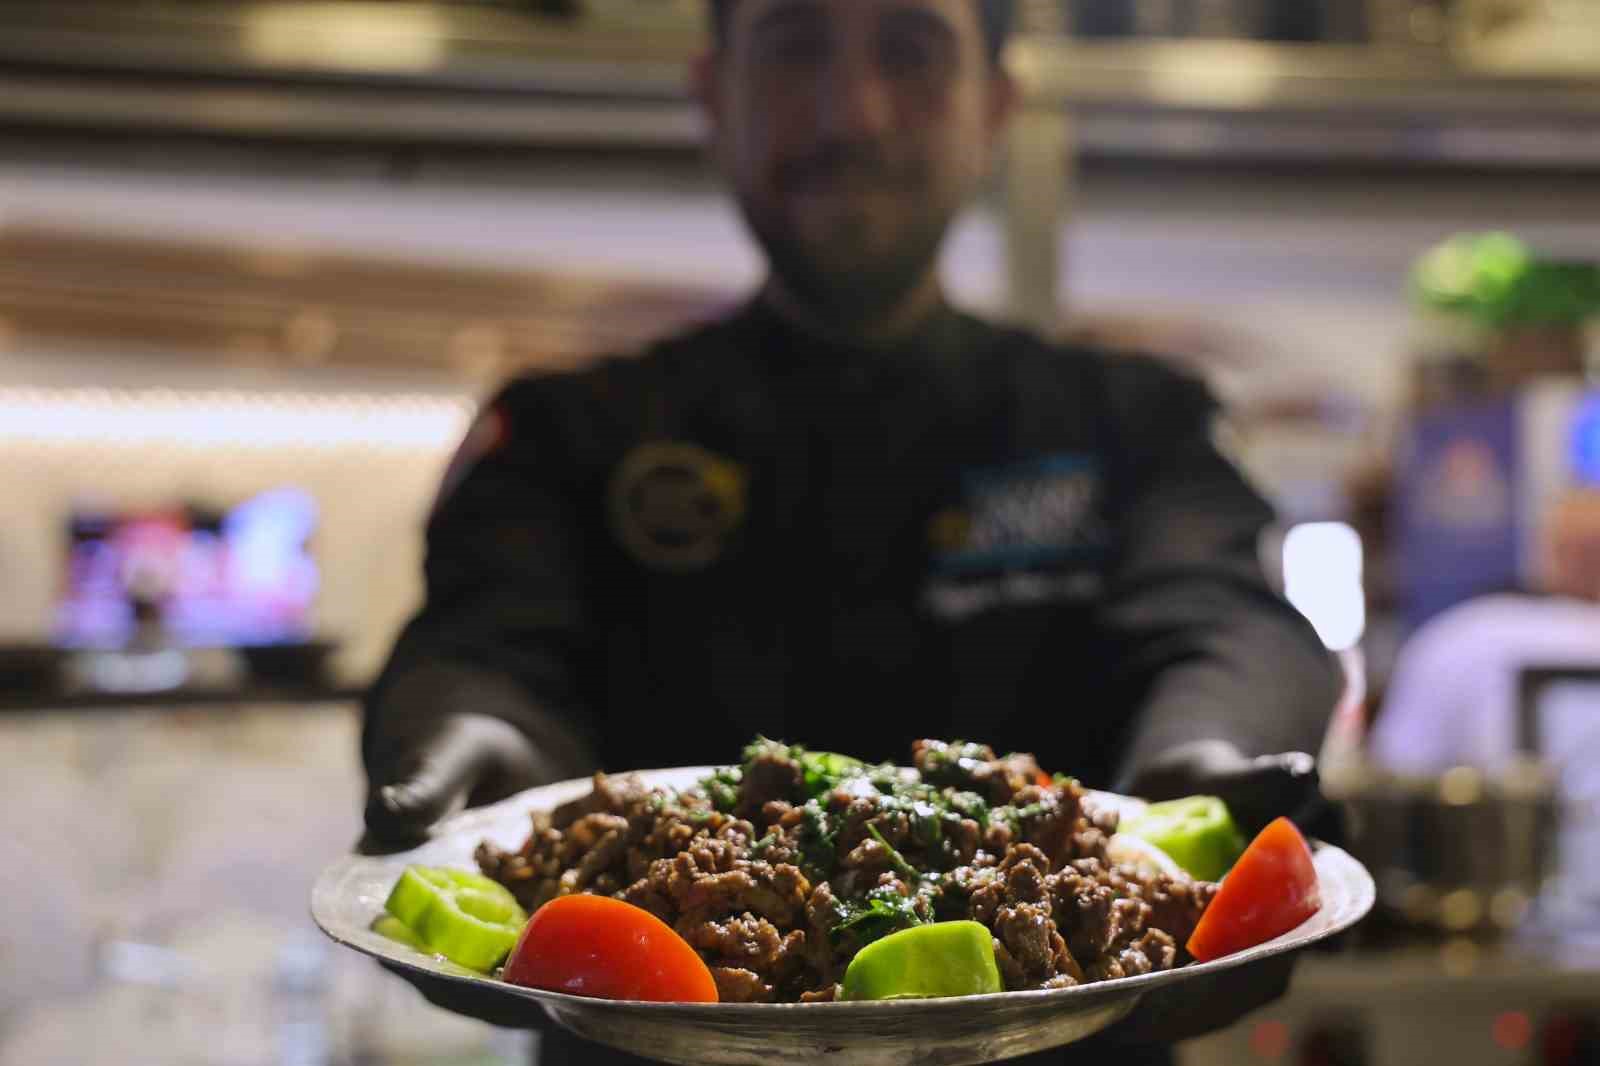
[{"xmin": 963, "ymin": 312, "xmax": 1202, "ymax": 381}]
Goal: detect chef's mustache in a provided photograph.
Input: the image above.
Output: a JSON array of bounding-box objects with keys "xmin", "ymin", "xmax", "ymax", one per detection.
[{"xmin": 778, "ymin": 141, "xmax": 914, "ymax": 187}]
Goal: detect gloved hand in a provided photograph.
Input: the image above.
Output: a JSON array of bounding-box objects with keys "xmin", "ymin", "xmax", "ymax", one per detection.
[
  {"xmin": 362, "ymin": 711, "xmax": 553, "ymax": 848},
  {"xmin": 1097, "ymin": 950, "xmax": 1296, "ymax": 1048},
  {"xmin": 360, "ymin": 710, "xmax": 571, "ymax": 1029},
  {"xmin": 1122, "ymin": 739, "xmax": 1323, "ymax": 839},
  {"xmin": 1109, "ymin": 739, "xmax": 1335, "ymax": 1049}
]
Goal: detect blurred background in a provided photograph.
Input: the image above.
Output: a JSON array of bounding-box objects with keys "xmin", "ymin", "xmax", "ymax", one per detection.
[{"xmin": 1, "ymin": 1, "xmax": 1599, "ymax": 1063}]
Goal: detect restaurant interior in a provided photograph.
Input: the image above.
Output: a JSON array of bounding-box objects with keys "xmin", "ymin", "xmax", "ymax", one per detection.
[{"xmin": 2, "ymin": 1, "xmax": 1598, "ymax": 1064}]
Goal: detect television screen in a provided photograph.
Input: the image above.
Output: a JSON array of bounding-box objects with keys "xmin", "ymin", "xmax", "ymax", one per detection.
[{"xmin": 54, "ymin": 488, "xmax": 318, "ymax": 649}]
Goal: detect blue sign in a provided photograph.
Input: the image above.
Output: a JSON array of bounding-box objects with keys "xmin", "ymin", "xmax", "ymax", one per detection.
[
  {"xmin": 1396, "ymin": 400, "xmax": 1521, "ymax": 631},
  {"xmin": 932, "ymin": 454, "xmax": 1107, "ymax": 575},
  {"xmin": 1571, "ymin": 392, "xmax": 1600, "ymax": 486}
]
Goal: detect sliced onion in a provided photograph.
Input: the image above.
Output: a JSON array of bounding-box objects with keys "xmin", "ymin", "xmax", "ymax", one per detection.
[{"xmin": 1106, "ymin": 833, "xmax": 1189, "ymax": 881}]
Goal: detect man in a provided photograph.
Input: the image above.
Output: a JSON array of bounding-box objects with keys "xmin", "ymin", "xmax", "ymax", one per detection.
[
  {"xmin": 1373, "ymin": 488, "xmax": 1600, "ymax": 773},
  {"xmin": 361, "ymin": 1, "xmax": 1341, "ymax": 1061}
]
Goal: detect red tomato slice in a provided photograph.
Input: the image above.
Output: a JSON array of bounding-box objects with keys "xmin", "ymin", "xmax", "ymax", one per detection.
[
  {"xmin": 1186, "ymin": 816, "xmax": 1321, "ymax": 963},
  {"xmin": 501, "ymin": 894, "xmax": 718, "ymax": 1003}
]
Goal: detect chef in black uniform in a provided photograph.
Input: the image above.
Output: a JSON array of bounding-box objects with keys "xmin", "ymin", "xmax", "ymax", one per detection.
[{"xmin": 360, "ymin": 1, "xmax": 1342, "ymax": 1061}]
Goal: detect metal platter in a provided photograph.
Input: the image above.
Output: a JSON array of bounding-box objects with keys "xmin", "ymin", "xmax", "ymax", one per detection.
[{"xmin": 312, "ymin": 767, "xmax": 1375, "ymax": 1066}]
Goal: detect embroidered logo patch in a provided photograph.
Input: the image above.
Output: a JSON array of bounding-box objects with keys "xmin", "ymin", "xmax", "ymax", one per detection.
[
  {"xmin": 929, "ymin": 453, "xmax": 1107, "ymax": 575},
  {"xmin": 609, "ymin": 441, "xmax": 748, "ymax": 571}
]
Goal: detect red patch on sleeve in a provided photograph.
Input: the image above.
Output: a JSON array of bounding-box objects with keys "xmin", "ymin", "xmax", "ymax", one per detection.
[{"xmin": 432, "ymin": 405, "xmax": 510, "ymax": 513}]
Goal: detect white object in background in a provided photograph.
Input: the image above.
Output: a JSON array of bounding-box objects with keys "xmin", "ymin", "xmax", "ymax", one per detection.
[
  {"xmin": 1282, "ymin": 522, "xmax": 1369, "ymax": 770},
  {"xmin": 0, "ymin": 387, "xmax": 471, "ymax": 451},
  {"xmin": 1370, "ymin": 594, "xmax": 1600, "ymax": 775},
  {"xmin": 1282, "ymin": 522, "xmax": 1366, "ymax": 653},
  {"xmin": 1320, "ymin": 646, "xmax": 1369, "ymax": 773}
]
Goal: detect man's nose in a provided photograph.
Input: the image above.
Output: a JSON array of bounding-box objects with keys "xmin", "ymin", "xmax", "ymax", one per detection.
[{"xmin": 820, "ymin": 49, "xmax": 894, "ymax": 140}]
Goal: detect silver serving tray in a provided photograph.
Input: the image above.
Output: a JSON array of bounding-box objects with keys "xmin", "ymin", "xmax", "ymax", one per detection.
[{"xmin": 312, "ymin": 767, "xmax": 1374, "ymax": 1066}]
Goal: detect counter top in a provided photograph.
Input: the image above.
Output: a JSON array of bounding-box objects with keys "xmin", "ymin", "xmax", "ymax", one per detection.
[
  {"xmin": 1297, "ymin": 928, "xmax": 1600, "ymax": 1003},
  {"xmin": 0, "ymin": 642, "xmax": 362, "ymax": 712}
]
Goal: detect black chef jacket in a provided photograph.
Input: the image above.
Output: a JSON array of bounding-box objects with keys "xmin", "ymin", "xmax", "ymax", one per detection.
[{"xmin": 364, "ymin": 299, "xmax": 1339, "ymax": 791}]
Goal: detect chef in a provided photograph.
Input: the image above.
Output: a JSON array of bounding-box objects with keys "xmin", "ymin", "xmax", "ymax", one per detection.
[{"xmin": 360, "ymin": 1, "xmax": 1341, "ymax": 1061}]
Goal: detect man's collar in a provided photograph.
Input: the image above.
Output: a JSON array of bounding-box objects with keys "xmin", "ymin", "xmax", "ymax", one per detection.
[{"xmin": 730, "ymin": 287, "xmax": 966, "ymax": 366}]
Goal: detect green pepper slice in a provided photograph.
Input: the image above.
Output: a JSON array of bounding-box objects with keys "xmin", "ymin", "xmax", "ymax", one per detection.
[
  {"xmin": 372, "ymin": 914, "xmax": 428, "ymax": 952},
  {"xmin": 383, "ymin": 865, "xmax": 528, "ymax": 973},
  {"xmin": 840, "ymin": 921, "xmax": 1003, "ymax": 1001},
  {"xmin": 1120, "ymin": 796, "xmax": 1245, "ymax": 883}
]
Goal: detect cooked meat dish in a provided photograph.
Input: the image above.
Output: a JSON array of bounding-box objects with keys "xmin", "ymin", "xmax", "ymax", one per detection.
[{"xmin": 476, "ymin": 739, "xmax": 1217, "ymax": 1004}]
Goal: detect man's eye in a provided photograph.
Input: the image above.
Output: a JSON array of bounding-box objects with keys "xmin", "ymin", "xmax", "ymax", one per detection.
[{"xmin": 878, "ymin": 35, "xmax": 942, "ymax": 79}]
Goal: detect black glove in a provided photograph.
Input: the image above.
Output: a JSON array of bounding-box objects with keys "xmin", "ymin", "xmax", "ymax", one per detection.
[
  {"xmin": 1122, "ymin": 739, "xmax": 1324, "ymax": 839},
  {"xmin": 1097, "ymin": 950, "xmax": 1296, "ymax": 1048},
  {"xmin": 359, "ymin": 710, "xmax": 569, "ymax": 1029},
  {"xmin": 362, "ymin": 711, "xmax": 553, "ymax": 847},
  {"xmin": 1107, "ymin": 739, "xmax": 1335, "ymax": 1048}
]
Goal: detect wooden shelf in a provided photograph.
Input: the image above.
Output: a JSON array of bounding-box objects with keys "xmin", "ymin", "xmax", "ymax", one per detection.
[{"xmin": 0, "ymin": 225, "xmax": 733, "ymax": 376}]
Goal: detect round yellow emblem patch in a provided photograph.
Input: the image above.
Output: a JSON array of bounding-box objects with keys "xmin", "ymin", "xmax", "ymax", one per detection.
[{"xmin": 608, "ymin": 441, "xmax": 748, "ymax": 571}]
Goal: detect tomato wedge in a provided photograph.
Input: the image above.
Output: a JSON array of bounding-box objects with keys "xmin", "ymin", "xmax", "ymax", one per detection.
[
  {"xmin": 1186, "ymin": 817, "xmax": 1321, "ymax": 963},
  {"xmin": 502, "ymin": 895, "xmax": 718, "ymax": 1003}
]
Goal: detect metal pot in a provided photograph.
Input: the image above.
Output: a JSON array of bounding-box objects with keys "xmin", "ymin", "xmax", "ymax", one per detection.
[{"xmin": 1325, "ymin": 757, "xmax": 1561, "ymax": 934}]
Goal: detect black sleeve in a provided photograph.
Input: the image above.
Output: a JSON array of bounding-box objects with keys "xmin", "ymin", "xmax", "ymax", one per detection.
[
  {"xmin": 361, "ymin": 376, "xmax": 599, "ymax": 783},
  {"xmin": 1093, "ymin": 358, "xmax": 1342, "ymax": 789}
]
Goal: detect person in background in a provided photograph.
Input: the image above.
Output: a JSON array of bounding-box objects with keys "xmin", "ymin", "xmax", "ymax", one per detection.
[
  {"xmin": 360, "ymin": 0, "xmax": 1341, "ymax": 1061},
  {"xmin": 1371, "ymin": 488, "xmax": 1600, "ymax": 773}
]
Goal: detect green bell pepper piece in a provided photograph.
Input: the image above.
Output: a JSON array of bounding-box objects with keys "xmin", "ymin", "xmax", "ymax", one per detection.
[
  {"xmin": 383, "ymin": 865, "xmax": 528, "ymax": 973},
  {"xmin": 372, "ymin": 914, "xmax": 428, "ymax": 952},
  {"xmin": 1120, "ymin": 796, "xmax": 1245, "ymax": 882},
  {"xmin": 841, "ymin": 921, "xmax": 1003, "ymax": 1001}
]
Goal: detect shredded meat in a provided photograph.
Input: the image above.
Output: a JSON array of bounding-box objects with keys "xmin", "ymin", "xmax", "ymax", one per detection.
[
  {"xmin": 994, "ymin": 903, "xmax": 1069, "ymax": 989},
  {"xmin": 711, "ymin": 966, "xmax": 775, "ymax": 1004},
  {"xmin": 1139, "ymin": 875, "xmax": 1217, "ymax": 947},
  {"xmin": 478, "ymin": 739, "xmax": 1216, "ymax": 1000},
  {"xmin": 549, "ymin": 772, "xmax": 649, "ymax": 828},
  {"xmin": 1056, "ymin": 857, "xmax": 1216, "ymax": 951},
  {"xmin": 680, "ymin": 913, "xmax": 786, "ymax": 968},
  {"xmin": 738, "ymin": 749, "xmax": 806, "ymax": 818},
  {"xmin": 1085, "ymin": 929, "xmax": 1178, "ymax": 982},
  {"xmin": 912, "ymin": 740, "xmax": 1045, "ymax": 806},
  {"xmin": 673, "ymin": 864, "xmax": 809, "ymax": 927}
]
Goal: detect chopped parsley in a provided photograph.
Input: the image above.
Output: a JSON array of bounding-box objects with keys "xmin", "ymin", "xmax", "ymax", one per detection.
[
  {"xmin": 698, "ymin": 765, "xmax": 743, "ymax": 813},
  {"xmin": 831, "ymin": 886, "xmax": 930, "ymax": 946},
  {"xmin": 867, "ymin": 824, "xmax": 923, "ymax": 884},
  {"xmin": 750, "ymin": 829, "xmax": 782, "ymax": 859},
  {"xmin": 798, "ymin": 800, "xmax": 838, "ymax": 881},
  {"xmin": 798, "ymin": 750, "xmax": 866, "ymax": 798}
]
